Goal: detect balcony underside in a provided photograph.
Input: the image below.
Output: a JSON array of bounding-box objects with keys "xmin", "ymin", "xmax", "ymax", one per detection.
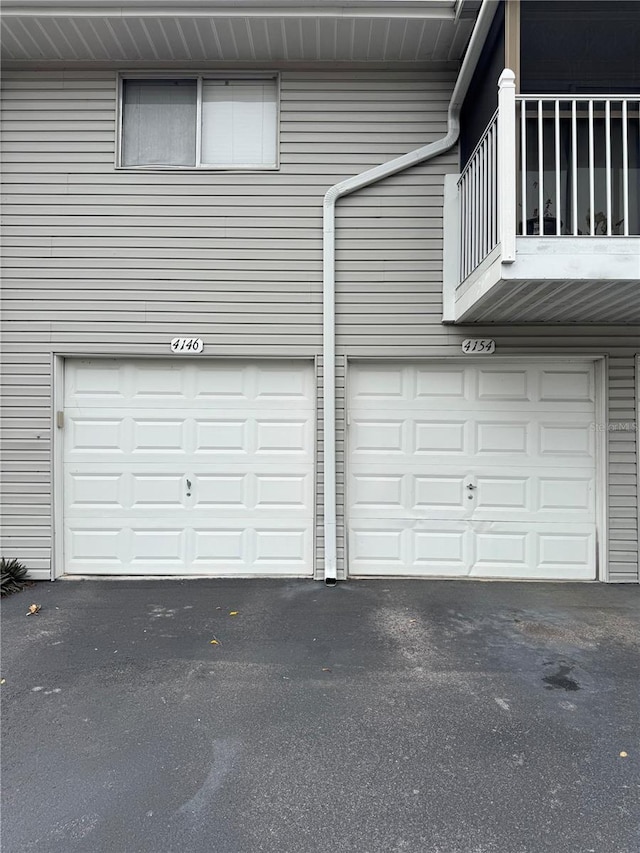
[{"xmin": 454, "ymin": 237, "xmax": 640, "ymax": 323}]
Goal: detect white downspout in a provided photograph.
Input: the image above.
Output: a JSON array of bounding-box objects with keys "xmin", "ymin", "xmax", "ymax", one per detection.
[{"xmin": 322, "ymin": 0, "xmax": 500, "ymax": 584}]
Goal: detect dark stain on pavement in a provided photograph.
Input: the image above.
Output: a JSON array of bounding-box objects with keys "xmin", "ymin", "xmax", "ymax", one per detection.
[{"xmin": 543, "ymin": 662, "xmax": 580, "ymax": 691}]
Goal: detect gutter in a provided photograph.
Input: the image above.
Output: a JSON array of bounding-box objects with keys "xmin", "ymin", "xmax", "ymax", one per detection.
[
  {"xmin": 3, "ymin": 0, "xmax": 458, "ymax": 14},
  {"xmin": 322, "ymin": 0, "xmax": 499, "ymax": 584}
]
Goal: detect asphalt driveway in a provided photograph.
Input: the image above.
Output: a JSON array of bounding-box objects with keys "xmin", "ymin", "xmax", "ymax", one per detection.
[{"xmin": 1, "ymin": 578, "xmax": 639, "ymax": 853}]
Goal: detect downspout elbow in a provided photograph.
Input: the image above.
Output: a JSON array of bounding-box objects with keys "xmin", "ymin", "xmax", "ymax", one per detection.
[{"xmin": 320, "ymin": 0, "xmax": 498, "ymax": 585}]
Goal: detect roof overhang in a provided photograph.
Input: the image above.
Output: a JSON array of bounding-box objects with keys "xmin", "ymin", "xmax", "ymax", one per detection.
[{"xmin": 1, "ymin": 0, "xmax": 482, "ymax": 66}]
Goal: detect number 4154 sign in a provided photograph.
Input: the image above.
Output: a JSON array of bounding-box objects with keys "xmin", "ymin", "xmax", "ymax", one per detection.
[{"xmin": 462, "ymin": 339, "xmax": 496, "ymax": 354}]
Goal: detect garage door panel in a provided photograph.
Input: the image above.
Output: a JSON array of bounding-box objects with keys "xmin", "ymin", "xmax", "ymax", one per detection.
[
  {"xmin": 350, "ymin": 475, "xmax": 405, "ymax": 509},
  {"xmin": 67, "ymin": 364, "xmax": 125, "ymax": 401},
  {"xmin": 473, "ymin": 529, "xmax": 528, "ymax": 569},
  {"xmin": 254, "ymin": 528, "xmax": 308, "ymax": 566},
  {"xmin": 350, "ymin": 365, "xmax": 405, "ymax": 399},
  {"xmin": 69, "ymin": 418, "xmax": 124, "ymax": 453},
  {"xmin": 64, "ymin": 359, "xmax": 314, "ymax": 576},
  {"xmin": 475, "ymin": 420, "xmax": 529, "ymax": 454},
  {"xmin": 539, "ymin": 422, "xmax": 594, "ymax": 457},
  {"xmin": 349, "ymin": 526, "xmax": 405, "ymax": 571},
  {"xmin": 349, "ymin": 520, "xmax": 469, "ymax": 577},
  {"xmin": 255, "ymin": 419, "xmax": 310, "ymax": 454},
  {"xmin": 349, "ymin": 469, "xmax": 594, "ymax": 521},
  {"xmin": 348, "ymin": 362, "xmax": 597, "ymax": 580},
  {"xmin": 350, "ymin": 419, "xmax": 405, "ymax": 453},
  {"xmin": 65, "ymin": 413, "xmax": 314, "ymax": 463},
  {"xmin": 66, "ymin": 519, "xmax": 311, "ymax": 575},
  {"xmin": 193, "ymin": 529, "xmax": 247, "ymax": 564},
  {"xmin": 67, "ymin": 528, "xmax": 123, "ymax": 566},
  {"xmin": 474, "ymin": 476, "xmax": 528, "ymax": 510},
  {"xmin": 133, "ymin": 419, "xmax": 186, "ymax": 452},
  {"xmin": 351, "ymin": 412, "xmax": 595, "ymax": 463},
  {"xmin": 130, "ymin": 474, "xmax": 186, "ymax": 508},
  {"xmin": 67, "ymin": 473, "xmax": 123, "ymax": 509},
  {"xmin": 538, "ymin": 477, "xmax": 593, "ymax": 512},
  {"xmin": 477, "ymin": 368, "xmax": 530, "ymax": 400},
  {"xmin": 67, "ymin": 361, "xmax": 315, "ymax": 409},
  {"xmin": 66, "ymin": 469, "xmax": 312, "ymax": 516},
  {"xmin": 414, "ymin": 528, "xmax": 468, "ymax": 573},
  {"xmin": 194, "ymin": 474, "xmax": 246, "ymax": 507},
  {"xmin": 349, "ymin": 362, "xmax": 595, "ymax": 414},
  {"xmin": 195, "ymin": 367, "xmax": 249, "ymax": 400},
  {"xmin": 416, "ymin": 368, "xmax": 467, "ymax": 398},
  {"xmin": 255, "ymin": 364, "xmax": 313, "ymax": 400},
  {"xmin": 538, "ymin": 530, "xmax": 595, "ymax": 573},
  {"xmin": 350, "ymin": 519, "xmax": 595, "ymax": 579},
  {"xmin": 194, "ymin": 419, "xmax": 248, "ymax": 453},
  {"xmin": 539, "ymin": 368, "xmax": 594, "ymax": 402},
  {"xmin": 194, "ymin": 472, "xmax": 312, "ymax": 512},
  {"xmin": 469, "ymin": 524, "xmax": 595, "ymax": 579},
  {"xmin": 414, "ymin": 475, "xmax": 465, "ymax": 509},
  {"xmin": 415, "ymin": 420, "xmax": 467, "ymax": 453},
  {"xmin": 130, "ymin": 529, "xmax": 185, "ymax": 564},
  {"xmin": 134, "ymin": 365, "xmax": 186, "ymax": 398},
  {"xmin": 254, "ymin": 474, "xmax": 309, "ymax": 509}
]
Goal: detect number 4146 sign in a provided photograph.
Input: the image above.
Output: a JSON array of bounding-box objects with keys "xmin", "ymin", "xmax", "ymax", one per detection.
[
  {"xmin": 170, "ymin": 337, "xmax": 204, "ymax": 354},
  {"xmin": 462, "ymin": 339, "xmax": 496, "ymax": 354}
]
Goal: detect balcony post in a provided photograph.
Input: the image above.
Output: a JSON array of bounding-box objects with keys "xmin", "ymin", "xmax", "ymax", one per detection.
[{"xmin": 497, "ymin": 68, "xmax": 517, "ymax": 263}]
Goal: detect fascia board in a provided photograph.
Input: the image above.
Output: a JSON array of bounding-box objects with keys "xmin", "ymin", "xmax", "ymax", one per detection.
[{"xmin": 2, "ymin": 2, "xmax": 456, "ymax": 19}]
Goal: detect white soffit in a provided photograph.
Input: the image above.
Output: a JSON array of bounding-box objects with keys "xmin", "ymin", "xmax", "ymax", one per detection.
[{"xmin": 1, "ymin": 1, "xmax": 478, "ymax": 64}]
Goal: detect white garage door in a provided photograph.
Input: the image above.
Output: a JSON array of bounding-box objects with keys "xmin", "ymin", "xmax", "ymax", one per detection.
[
  {"xmin": 63, "ymin": 359, "xmax": 314, "ymax": 576},
  {"xmin": 348, "ymin": 362, "xmax": 597, "ymax": 580}
]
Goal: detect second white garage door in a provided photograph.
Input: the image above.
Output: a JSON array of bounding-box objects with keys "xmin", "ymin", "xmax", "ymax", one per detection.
[
  {"xmin": 63, "ymin": 359, "xmax": 315, "ymax": 576},
  {"xmin": 347, "ymin": 362, "xmax": 597, "ymax": 580}
]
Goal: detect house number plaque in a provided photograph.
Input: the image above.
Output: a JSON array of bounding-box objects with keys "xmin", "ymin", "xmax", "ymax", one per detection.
[
  {"xmin": 170, "ymin": 337, "xmax": 204, "ymax": 354},
  {"xmin": 461, "ymin": 339, "xmax": 496, "ymax": 354}
]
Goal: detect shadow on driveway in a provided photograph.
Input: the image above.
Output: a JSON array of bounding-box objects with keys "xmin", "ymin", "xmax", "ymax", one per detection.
[{"xmin": 2, "ymin": 579, "xmax": 639, "ymax": 853}]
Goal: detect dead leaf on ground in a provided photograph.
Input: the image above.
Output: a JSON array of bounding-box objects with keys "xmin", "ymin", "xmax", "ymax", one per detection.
[
  {"xmin": 408, "ymin": 619, "xmax": 417, "ymax": 624},
  {"xmin": 26, "ymin": 604, "xmax": 41, "ymax": 616},
  {"xmin": 321, "ymin": 667, "xmax": 332, "ymax": 672},
  {"xmin": 0, "ymin": 679, "xmax": 5, "ymax": 685},
  {"xmin": 229, "ymin": 611, "xmax": 239, "ymax": 616},
  {"xmin": 209, "ymin": 639, "xmax": 220, "ymax": 645},
  {"xmin": 620, "ymin": 751, "xmax": 628, "ymax": 758}
]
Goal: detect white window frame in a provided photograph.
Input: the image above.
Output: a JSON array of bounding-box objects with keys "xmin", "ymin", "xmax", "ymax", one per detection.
[{"xmin": 116, "ymin": 71, "xmax": 280, "ymax": 171}]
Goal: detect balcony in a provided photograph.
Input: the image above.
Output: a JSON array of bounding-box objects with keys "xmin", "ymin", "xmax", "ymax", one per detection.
[{"xmin": 444, "ymin": 70, "xmax": 640, "ymax": 323}]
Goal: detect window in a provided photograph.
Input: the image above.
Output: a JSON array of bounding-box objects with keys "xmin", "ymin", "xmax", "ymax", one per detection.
[{"xmin": 119, "ymin": 75, "xmax": 278, "ymax": 169}]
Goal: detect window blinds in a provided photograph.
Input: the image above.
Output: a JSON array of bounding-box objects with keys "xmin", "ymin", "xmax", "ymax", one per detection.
[{"xmin": 201, "ymin": 79, "xmax": 277, "ymax": 167}]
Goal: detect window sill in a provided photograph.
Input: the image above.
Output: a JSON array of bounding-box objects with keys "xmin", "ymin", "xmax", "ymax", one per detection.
[{"xmin": 115, "ymin": 164, "xmax": 280, "ymax": 172}]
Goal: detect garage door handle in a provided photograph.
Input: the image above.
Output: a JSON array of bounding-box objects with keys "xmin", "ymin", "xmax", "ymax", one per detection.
[
  {"xmin": 186, "ymin": 479, "xmax": 192, "ymax": 496},
  {"xmin": 466, "ymin": 484, "xmax": 475, "ymax": 490}
]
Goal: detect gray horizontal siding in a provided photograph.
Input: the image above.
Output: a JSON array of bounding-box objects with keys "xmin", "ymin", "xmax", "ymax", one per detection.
[
  {"xmin": 2, "ymin": 66, "xmax": 638, "ymax": 582},
  {"xmin": 336, "ymin": 166, "xmax": 639, "ymax": 582},
  {"xmin": 607, "ymin": 358, "xmax": 639, "ymax": 581},
  {"xmin": 0, "ymin": 66, "xmax": 456, "ymax": 579}
]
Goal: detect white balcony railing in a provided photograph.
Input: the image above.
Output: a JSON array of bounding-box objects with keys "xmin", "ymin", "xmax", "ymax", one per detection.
[
  {"xmin": 458, "ymin": 109, "xmax": 499, "ymax": 282},
  {"xmin": 458, "ymin": 69, "xmax": 640, "ymax": 282}
]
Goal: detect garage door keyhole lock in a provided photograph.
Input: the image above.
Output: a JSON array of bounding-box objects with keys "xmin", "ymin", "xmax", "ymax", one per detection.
[
  {"xmin": 186, "ymin": 478, "xmax": 192, "ymax": 497},
  {"xmin": 467, "ymin": 483, "xmax": 475, "ymax": 490}
]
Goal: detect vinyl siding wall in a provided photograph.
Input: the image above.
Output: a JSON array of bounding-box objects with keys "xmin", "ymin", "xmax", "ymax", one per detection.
[
  {"xmin": 335, "ymin": 167, "xmax": 640, "ymax": 582},
  {"xmin": 1, "ymin": 67, "xmax": 638, "ymax": 582},
  {"xmin": 1, "ymin": 67, "xmax": 456, "ymax": 580}
]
